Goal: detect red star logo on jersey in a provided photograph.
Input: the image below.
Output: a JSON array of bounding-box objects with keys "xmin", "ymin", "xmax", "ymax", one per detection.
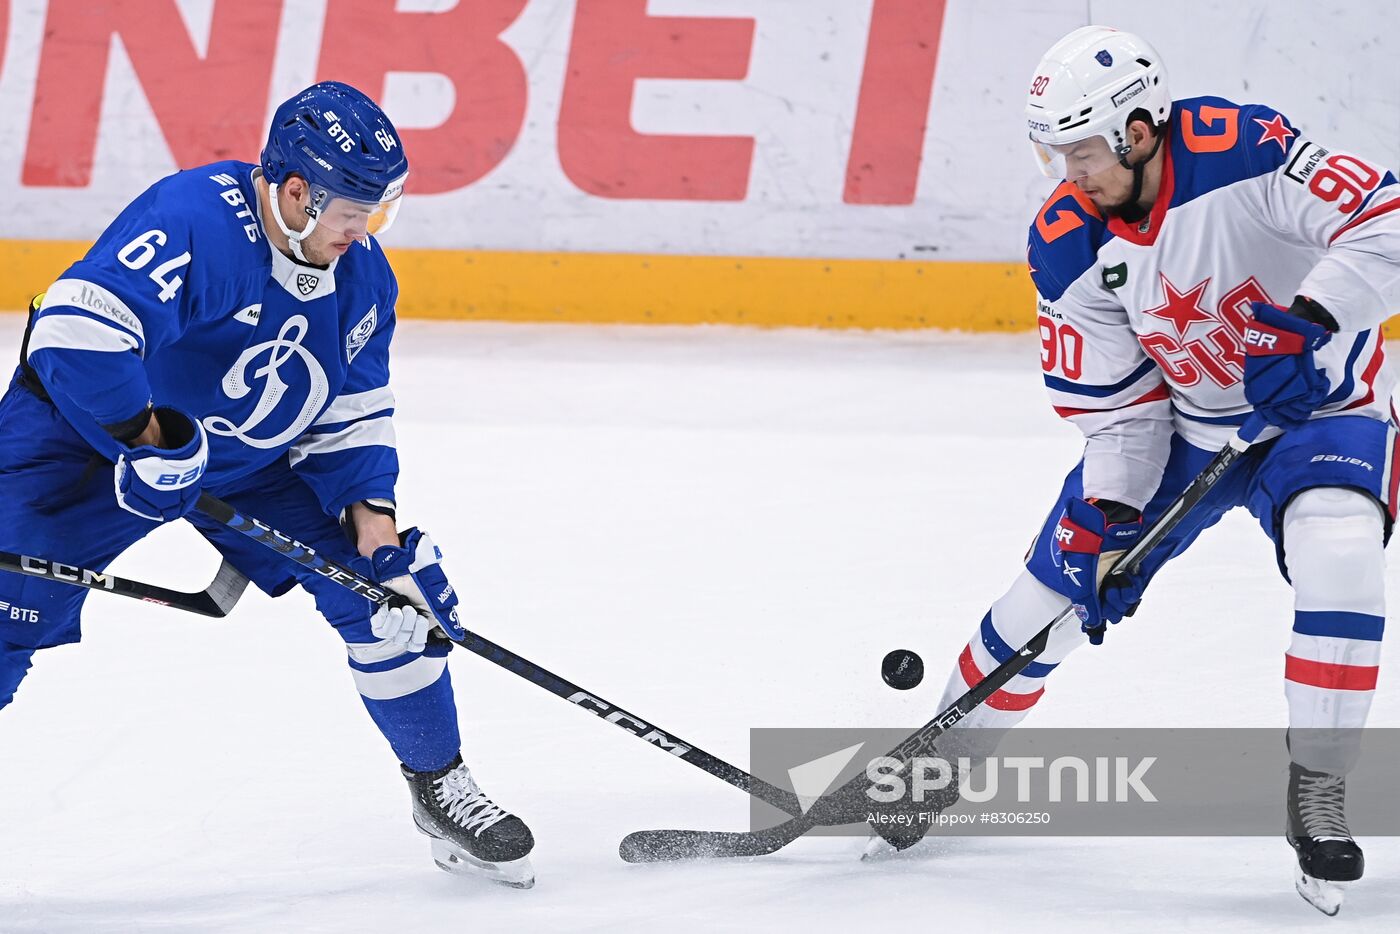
[
  {"xmin": 1253, "ymin": 114, "xmax": 1295, "ymax": 152},
  {"xmin": 1144, "ymin": 273, "xmax": 1215, "ymax": 339}
]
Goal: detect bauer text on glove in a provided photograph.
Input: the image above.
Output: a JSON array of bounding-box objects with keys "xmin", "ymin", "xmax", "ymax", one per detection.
[{"xmin": 113, "ymin": 406, "xmax": 208, "ymax": 522}]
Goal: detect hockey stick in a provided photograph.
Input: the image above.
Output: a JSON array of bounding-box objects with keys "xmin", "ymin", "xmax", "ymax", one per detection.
[
  {"xmin": 0, "ymin": 551, "xmax": 250, "ymax": 618},
  {"xmin": 191, "ymin": 492, "xmax": 804, "ymax": 816},
  {"xmin": 618, "ymin": 415, "xmax": 1268, "ymax": 863}
]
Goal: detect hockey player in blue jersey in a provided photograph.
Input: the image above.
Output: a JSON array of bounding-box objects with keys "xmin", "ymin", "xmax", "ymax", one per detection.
[
  {"xmin": 871, "ymin": 27, "xmax": 1400, "ymax": 914},
  {"xmin": 0, "ymin": 82, "xmax": 535, "ymax": 888}
]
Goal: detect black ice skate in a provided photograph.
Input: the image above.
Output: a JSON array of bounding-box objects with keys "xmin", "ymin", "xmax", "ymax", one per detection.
[
  {"xmin": 1286, "ymin": 762, "xmax": 1364, "ymax": 916},
  {"xmin": 862, "ymin": 758, "xmax": 960, "ymax": 861},
  {"xmin": 403, "ymin": 755, "xmax": 536, "ymax": 889}
]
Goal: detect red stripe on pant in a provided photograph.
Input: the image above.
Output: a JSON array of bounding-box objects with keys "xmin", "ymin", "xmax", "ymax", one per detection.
[
  {"xmin": 959, "ymin": 645, "xmax": 1045, "ymax": 711},
  {"xmin": 1285, "ymin": 654, "xmax": 1380, "ymax": 691}
]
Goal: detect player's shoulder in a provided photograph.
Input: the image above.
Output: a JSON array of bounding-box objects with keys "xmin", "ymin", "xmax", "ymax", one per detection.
[
  {"xmin": 146, "ymin": 160, "xmax": 253, "ymax": 215},
  {"xmin": 1170, "ymin": 95, "xmax": 1300, "ymax": 199},
  {"xmin": 1026, "ymin": 181, "xmax": 1113, "ymax": 302},
  {"xmin": 71, "ymin": 161, "xmax": 265, "ymax": 305},
  {"xmin": 139, "ymin": 160, "xmax": 267, "ymax": 257}
]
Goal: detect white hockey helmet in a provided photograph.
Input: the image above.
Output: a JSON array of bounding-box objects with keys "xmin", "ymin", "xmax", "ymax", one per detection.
[{"xmin": 1026, "ymin": 26, "xmax": 1171, "ymax": 180}]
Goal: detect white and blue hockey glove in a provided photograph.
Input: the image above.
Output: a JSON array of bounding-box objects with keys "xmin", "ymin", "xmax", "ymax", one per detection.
[
  {"xmin": 113, "ymin": 406, "xmax": 209, "ymax": 522},
  {"xmin": 1053, "ymin": 498, "xmax": 1145, "ymax": 645},
  {"xmin": 353, "ymin": 529, "xmax": 466, "ymax": 653},
  {"xmin": 1243, "ymin": 299, "xmax": 1336, "ymax": 430}
]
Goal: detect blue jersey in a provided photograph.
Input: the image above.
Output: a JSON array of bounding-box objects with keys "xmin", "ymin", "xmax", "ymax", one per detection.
[{"xmin": 25, "ymin": 161, "xmax": 399, "ymax": 517}]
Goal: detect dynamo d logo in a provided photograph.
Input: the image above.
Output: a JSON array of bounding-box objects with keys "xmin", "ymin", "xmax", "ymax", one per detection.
[
  {"xmin": 346, "ymin": 304, "xmax": 377, "ymax": 363},
  {"xmin": 203, "ymin": 314, "xmax": 329, "ymax": 449}
]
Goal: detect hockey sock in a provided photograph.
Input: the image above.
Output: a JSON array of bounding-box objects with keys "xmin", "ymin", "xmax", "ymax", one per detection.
[
  {"xmin": 934, "ymin": 572, "xmax": 1080, "ymax": 758},
  {"xmin": 1282, "ymin": 487, "xmax": 1385, "ymax": 775},
  {"xmin": 349, "ymin": 638, "xmax": 462, "ymax": 772}
]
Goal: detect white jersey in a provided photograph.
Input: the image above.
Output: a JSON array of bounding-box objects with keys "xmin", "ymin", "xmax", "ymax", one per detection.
[{"xmin": 1030, "ymin": 95, "xmax": 1400, "ymax": 508}]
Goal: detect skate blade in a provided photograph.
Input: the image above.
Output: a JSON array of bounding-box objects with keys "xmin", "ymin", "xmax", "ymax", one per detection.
[
  {"xmin": 860, "ymin": 832, "xmax": 936, "ymax": 862},
  {"xmin": 1295, "ymin": 866, "xmax": 1346, "ymax": 916},
  {"xmin": 430, "ymin": 839, "xmax": 535, "ymax": 889},
  {"xmin": 861, "ymin": 834, "xmax": 899, "ymax": 862}
]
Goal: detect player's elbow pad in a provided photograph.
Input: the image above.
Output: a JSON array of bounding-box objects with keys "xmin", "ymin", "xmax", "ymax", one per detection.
[{"xmin": 27, "ymin": 346, "xmax": 154, "ymax": 429}]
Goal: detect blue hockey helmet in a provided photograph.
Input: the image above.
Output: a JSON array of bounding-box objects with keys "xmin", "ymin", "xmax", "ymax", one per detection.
[{"xmin": 261, "ymin": 81, "xmax": 409, "ymax": 254}]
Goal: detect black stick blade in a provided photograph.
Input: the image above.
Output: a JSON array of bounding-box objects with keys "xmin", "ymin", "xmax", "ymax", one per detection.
[{"xmin": 619, "ymin": 822, "xmax": 806, "ymax": 863}]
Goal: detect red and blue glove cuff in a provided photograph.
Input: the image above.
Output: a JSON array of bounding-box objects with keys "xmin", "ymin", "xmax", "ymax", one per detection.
[{"xmin": 1244, "ymin": 300, "xmax": 1334, "ymax": 357}]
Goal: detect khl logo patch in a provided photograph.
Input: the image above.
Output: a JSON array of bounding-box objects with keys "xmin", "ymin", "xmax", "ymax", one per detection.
[{"xmin": 296, "ymin": 273, "xmax": 320, "ymax": 296}]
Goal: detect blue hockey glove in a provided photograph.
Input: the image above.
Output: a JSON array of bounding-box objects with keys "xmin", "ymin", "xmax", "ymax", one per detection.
[
  {"xmin": 113, "ymin": 406, "xmax": 208, "ymax": 522},
  {"xmin": 1053, "ymin": 498, "xmax": 1145, "ymax": 645},
  {"xmin": 352, "ymin": 529, "xmax": 465, "ymax": 652},
  {"xmin": 1243, "ymin": 299, "xmax": 1335, "ymax": 430}
]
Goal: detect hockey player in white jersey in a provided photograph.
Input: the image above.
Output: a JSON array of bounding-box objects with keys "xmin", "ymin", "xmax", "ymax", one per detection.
[
  {"xmin": 875, "ymin": 27, "xmax": 1400, "ymax": 914},
  {"xmin": 0, "ymin": 82, "xmax": 535, "ymax": 887}
]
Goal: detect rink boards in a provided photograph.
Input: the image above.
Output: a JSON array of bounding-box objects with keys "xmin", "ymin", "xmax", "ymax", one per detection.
[{"xmin": 0, "ymin": 1, "xmax": 1395, "ymax": 330}]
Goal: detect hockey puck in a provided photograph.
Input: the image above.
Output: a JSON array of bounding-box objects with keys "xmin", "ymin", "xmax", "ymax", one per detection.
[{"xmin": 881, "ymin": 649, "xmax": 924, "ymax": 690}]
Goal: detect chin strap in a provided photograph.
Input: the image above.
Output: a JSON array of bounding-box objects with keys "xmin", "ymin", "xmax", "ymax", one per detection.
[
  {"xmin": 266, "ymin": 180, "xmax": 317, "ymax": 263},
  {"xmin": 1113, "ymin": 125, "xmax": 1167, "ymax": 223}
]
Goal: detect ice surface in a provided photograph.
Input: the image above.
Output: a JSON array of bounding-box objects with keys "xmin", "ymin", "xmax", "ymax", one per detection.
[{"xmin": 1, "ymin": 315, "xmax": 1397, "ymax": 931}]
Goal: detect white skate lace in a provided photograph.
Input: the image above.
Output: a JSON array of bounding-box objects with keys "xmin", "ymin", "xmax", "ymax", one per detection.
[
  {"xmin": 434, "ymin": 766, "xmax": 510, "ymax": 836},
  {"xmin": 1298, "ymin": 772, "xmax": 1351, "ymax": 842}
]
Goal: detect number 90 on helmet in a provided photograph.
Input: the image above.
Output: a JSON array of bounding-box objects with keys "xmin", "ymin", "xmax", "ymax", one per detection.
[
  {"xmin": 261, "ymin": 81, "xmax": 410, "ymax": 245},
  {"xmin": 1025, "ymin": 26, "xmax": 1171, "ymax": 181}
]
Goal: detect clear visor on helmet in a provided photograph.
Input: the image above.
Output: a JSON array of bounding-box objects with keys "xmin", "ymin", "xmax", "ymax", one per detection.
[
  {"xmin": 1029, "ymin": 132, "xmax": 1123, "ymax": 180},
  {"xmin": 306, "ymin": 173, "xmax": 407, "ymax": 240}
]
